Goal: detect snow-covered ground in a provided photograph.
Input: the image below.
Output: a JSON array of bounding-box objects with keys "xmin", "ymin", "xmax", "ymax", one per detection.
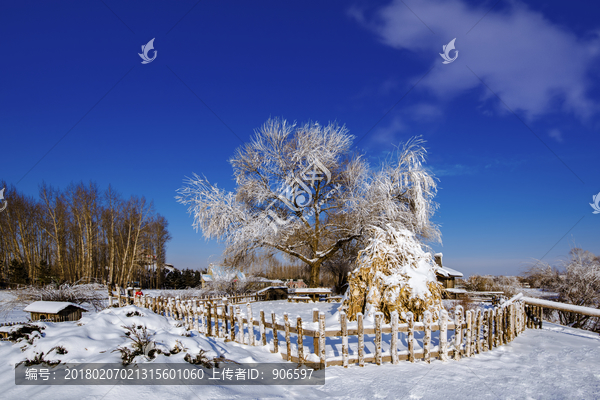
[{"xmin": 0, "ymin": 292, "xmax": 599, "ymax": 399}]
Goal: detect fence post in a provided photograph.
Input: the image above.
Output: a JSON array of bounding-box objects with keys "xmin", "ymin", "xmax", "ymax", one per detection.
[
  {"xmin": 297, "ymin": 316, "xmax": 304, "ymax": 365},
  {"xmin": 407, "ymin": 312, "xmax": 415, "ymax": 363},
  {"xmin": 229, "ymin": 305, "xmax": 235, "ymax": 341},
  {"xmin": 488, "ymin": 309, "xmax": 494, "ymax": 350},
  {"xmin": 182, "ymin": 301, "xmax": 188, "ymax": 330},
  {"xmin": 497, "ymin": 307, "xmax": 502, "ymax": 345},
  {"xmin": 471, "ymin": 309, "xmax": 477, "ymax": 354},
  {"xmin": 476, "ymin": 309, "xmax": 483, "ymax": 354},
  {"xmin": 423, "ymin": 311, "xmax": 431, "ymax": 364},
  {"xmin": 206, "ymin": 302, "xmax": 212, "ymax": 337},
  {"xmin": 318, "ymin": 312, "xmax": 326, "ymax": 368},
  {"xmin": 511, "ymin": 304, "xmax": 516, "ymax": 340},
  {"xmin": 357, "ymin": 312, "xmax": 364, "ymax": 367},
  {"xmin": 260, "ymin": 310, "xmax": 266, "ymax": 346},
  {"xmin": 236, "ymin": 306, "xmax": 244, "ymax": 344},
  {"xmin": 521, "ymin": 302, "xmax": 526, "ymax": 333},
  {"xmin": 341, "ymin": 311, "xmax": 349, "ymax": 368},
  {"xmin": 505, "ymin": 305, "xmax": 510, "ymax": 342},
  {"xmin": 247, "ymin": 303, "xmax": 254, "ymax": 346},
  {"xmin": 440, "ymin": 310, "xmax": 448, "ymax": 361},
  {"xmin": 391, "ymin": 311, "xmax": 399, "ymax": 365},
  {"xmin": 482, "ymin": 310, "xmax": 489, "ymax": 352},
  {"xmin": 284, "ymin": 313, "xmax": 291, "ymax": 361},
  {"xmin": 375, "ymin": 312, "xmax": 383, "ymax": 365},
  {"xmin": 312, "ymin": 308, "xmax": 319, "ymax": 358},
  {"xmin": 272, "ymin": 311, "xmax": 279, "ymax": 353},
  {"xmin": 465, "ymin": 310, "xmax": 472, "ymax": 357},
  {"xmin": 454, "ymin": 306, "xmax": 463, "ymax": 360}
]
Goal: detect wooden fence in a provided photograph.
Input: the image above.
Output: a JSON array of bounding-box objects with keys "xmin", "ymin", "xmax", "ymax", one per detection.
[
  {"xmin": 124, "ymin": 294, "xmax": 531, "ymax": 368},
  {"xmin": 522, "ymin": 296, "xmax": 600, "ymax": 330},
  {"xmin": 108, "ymin": 289, "xmax": 265, "ymax": 308}
]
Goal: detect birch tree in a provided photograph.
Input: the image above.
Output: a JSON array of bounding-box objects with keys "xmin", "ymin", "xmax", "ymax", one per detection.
[{"xmin": 177, "ymin": 118, "xmax": 440, "ymax": 287}]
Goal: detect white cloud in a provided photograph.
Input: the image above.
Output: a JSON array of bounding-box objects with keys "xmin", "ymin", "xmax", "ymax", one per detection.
[
  {"xmin": 548, "ymin": 128, "xmax": 563, "ymax": 142},
  {"xmin": 370, "ymin": 116, "xmax": 407, "ymax": 144},
  {"xmin": 350, "ymin": 0, "xmax": 600, "ymax": 122},
  {"xmin": 428, "ymin": 163, "xmax": 476, "ymax": 177}
]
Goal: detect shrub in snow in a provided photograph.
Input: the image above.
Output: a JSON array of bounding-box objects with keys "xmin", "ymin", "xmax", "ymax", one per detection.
[
  {"xmin": 184, "ymin": 350, "xmax": 239, "ymax": 369},
  {"xmin": 6, "ymin": 323, "xmax": 45, "ymax": 343},
  {"xmin": 114, "ymin": 324, "xmax": 155, "ymax": 365},
  {"xmin": 463, "ymin": 275, "xmax": 520, "ymax": 297},
  {"xmin": 126, "ymin": 310, "xmax": 144, "ymax": 317},
  {"xmin": 17, "ymin": 351, "xmax": 61, "ymax": 367},
  {"xmin": 342, "ymin": 225, "xmax": 443, "ymax": 323},
  {"xmin": 527, "ymin": 248, "xmax": 600, "ymax": 332},
  {"xmin": 1, "ymin": 283, "xmax": 107, "ymax": 314}
]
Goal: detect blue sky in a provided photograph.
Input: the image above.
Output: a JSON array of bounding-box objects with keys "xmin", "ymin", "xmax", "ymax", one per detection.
[{"xmin": 1, "ymin": 0, "xmax": 599, "ymax": 277}]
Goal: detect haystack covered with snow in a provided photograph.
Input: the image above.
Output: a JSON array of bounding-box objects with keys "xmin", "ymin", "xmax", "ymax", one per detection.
[{"xmin": 342, "ymin": 225, "xmax": 443, "ymax": 323}]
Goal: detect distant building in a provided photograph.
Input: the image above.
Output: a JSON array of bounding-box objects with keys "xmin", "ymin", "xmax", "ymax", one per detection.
[
  {"xmin": 433, "ymin": 253, "xmax": 464, "ymax": 289},
  {"xmin": 207, "ymin": 264, "xmax": 246, "ymax": 281},
  {"xmin": 24, "ymin": 301, "xmax": 87, "ymax": 322},
  {"xmin": 200, "ymin": 274, "xmax": 213, "ymax": 288},
  {"xmin": 257, "ymin": 286, "xmax": 289, "ymax": 301},
  {"xmin": 285, "ymin": 279, "xmax": 307, "ymax": 289}
]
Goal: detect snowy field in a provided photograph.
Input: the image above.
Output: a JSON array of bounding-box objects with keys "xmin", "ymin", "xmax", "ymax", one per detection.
[{"xmin": 1, "ymin": 290, "xmax": 599, "ymax": 399}]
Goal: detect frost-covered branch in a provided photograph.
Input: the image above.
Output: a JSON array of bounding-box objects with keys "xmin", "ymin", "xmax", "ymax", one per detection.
[{"xmin": 178, "ymin": 118, "xmax": 441, "ymax": 287}]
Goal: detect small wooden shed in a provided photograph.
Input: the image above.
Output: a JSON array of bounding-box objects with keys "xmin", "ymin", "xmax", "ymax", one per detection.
[
  {"xmin": 433, "ymin": 253, "xmax": 464, "ymax": 289},
  {"xmin": 24, "ymin": 301, "xmax": 87, "ymax": 322},
  {"xmin": 257, "ymin": 286, "xmax": 289, "ymax": 301}
]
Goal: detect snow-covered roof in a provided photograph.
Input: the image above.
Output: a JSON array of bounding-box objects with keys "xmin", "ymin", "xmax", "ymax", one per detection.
[
  {"xmin": 24, "ymin": 301, "xmax": 87, "ymax": 314},
  {"xmin": 257, "ymin": 286, "xmax": 288, "ymax": 294},
  {"xmin": 208, "ymin": 265, "xmax": 246, "ymax": 281},
  {"xmin": 201, "ymin": 274, "xmax": 213, "ymax": 282},
  {"xmin": 444, "ymin": 288, "xmax": 467, "ymax": 293},
  {"xmin": 435, "ymin": 266, "xmax": 463, "ymax": 278}
]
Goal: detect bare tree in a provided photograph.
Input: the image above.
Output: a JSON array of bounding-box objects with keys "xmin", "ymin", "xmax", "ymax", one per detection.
[
  {"xmin": 0, "ymin": 181, "xmax": 171, "ymax": 288},
  {"xmin": 177, "ymin": 118, "xmax": 440, "ymax": 287},
  {"xmin": 526, "ymin": 248, "xmax": 600, "ymax": 332}
]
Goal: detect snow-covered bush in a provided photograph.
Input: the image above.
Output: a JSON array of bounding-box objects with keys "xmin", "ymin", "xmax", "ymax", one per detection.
[
  {"xmin": 1, "ymin": 283, "xmax": 107, "ymax": 313},
  {"xmin": 527, "ymin": 248, "xmax": 600, "ymax": 332},
  {"xmin": 114, "ymin": 324, "xmax": 155, "ymax": 365},
  {"xmin": 342, "ymin": 225, "xmax": 444, "ymax": 323},
  {"xmin": 184, "ymin": 350, "xmax": 238, "ymax": 369},
  {"xmin": 463, "ymin": 275, "xmax": 521, "ymax": 297}
]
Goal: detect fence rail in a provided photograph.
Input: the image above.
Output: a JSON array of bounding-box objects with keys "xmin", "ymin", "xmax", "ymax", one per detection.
[
  {"xmin": 117, "ymin": 293, "xmax": 533, "ymax": 368},
  {"xmin": 108, "ymin": 288, "xmax": 265, "ymax": 308},
  {"xmin": 522, "ymin": 296, "xmax": 600, "ymax": 329}
]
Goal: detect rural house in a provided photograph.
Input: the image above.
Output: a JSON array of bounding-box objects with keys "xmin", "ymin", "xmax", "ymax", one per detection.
[
  {"xmin": 433, "ymin": 253, "xmax": 464, "ymax": 289},
  {"xmin": 24, "ymin": 301, "xmax": 87, "ymax": 322}
]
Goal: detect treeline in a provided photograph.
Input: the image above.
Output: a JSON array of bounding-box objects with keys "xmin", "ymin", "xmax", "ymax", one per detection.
[
  {"xmin": 522, "ymin": 248, "xmax": 600, "ymax": 333},
  {"xmin": 0, "ymin": 181, "xmax": 171, "ymax": 288},
  {"xmin": 160, "ymin": 268, "xmax": 202, "ymax": 289}
]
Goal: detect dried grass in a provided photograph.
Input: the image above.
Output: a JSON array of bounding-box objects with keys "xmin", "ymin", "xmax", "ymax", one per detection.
[{"xmin": 342, "ymin": 225, "xmax": 444, "ymax": 323}]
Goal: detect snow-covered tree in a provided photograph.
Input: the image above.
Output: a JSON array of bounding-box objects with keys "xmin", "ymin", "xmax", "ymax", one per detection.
[
  {"xmin": 176, "ymin": 118, "xmax": 440, "ymax": 287},
  {"xmin": 526, "ymin": 248, "xmax": 600, "ymax": 332},
  {"xmin": 342, "ymin": 224, "xmax": 444, "ymax": 323}
]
